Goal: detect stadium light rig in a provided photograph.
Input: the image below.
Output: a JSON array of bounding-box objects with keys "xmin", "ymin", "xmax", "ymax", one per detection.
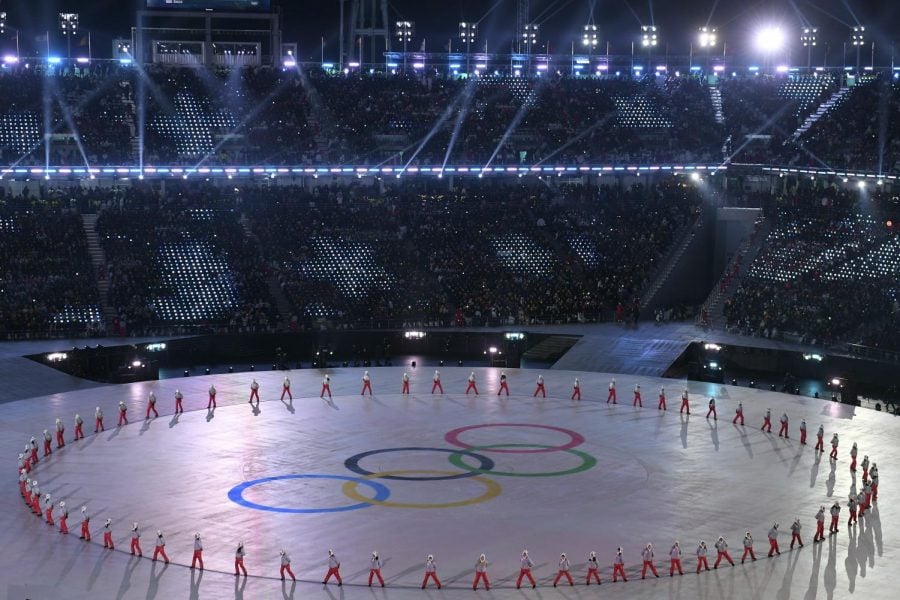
[
  {"xmin": 582, "ymin": 25, "xmax": 599, "ymax": 48},
  {"xmin": 641, "ymin": 25, "xmax": 658, "ymax": 48},
  {"xmin": 852, "ymin": 26, "xmax": 865, "ymax": 46},
  {"xmin": 755, "ymin": 27, "xmax": 785, "ymax": 52},
  {"xmin": 801, "ymin": 27, "xmax": 817, "ymax": 47},
  {"xmin": 698, "ymin": 26, "xmax": 717, "ymax": 48}
]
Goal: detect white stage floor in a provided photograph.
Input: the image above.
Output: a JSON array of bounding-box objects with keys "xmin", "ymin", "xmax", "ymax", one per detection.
[{"xmin": 2, "ymin": 367, "xmax": 894, "ymax": 599}]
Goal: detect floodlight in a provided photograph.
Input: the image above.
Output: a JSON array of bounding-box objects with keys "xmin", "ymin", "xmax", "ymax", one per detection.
[{"xmin": 755, "ymin": 27, "xmax": 785, "ymax": 52}]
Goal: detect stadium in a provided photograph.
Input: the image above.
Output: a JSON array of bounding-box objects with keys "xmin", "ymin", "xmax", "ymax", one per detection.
[{"xmin": 0, "ymin": 0, "xmax": 898, "ymax": 598}]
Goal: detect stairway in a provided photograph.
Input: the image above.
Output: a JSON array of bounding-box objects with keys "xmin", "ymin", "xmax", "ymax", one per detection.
[
  {"xmin": 81, "ymin": 214, "xmax": 117, "ymax": 329},
  {"xmin": 791, "ymin": 88, "xmax": 851, "ymax": 140},
  {"xmin": 238, "ymin": 214, "xmax": 293, "ymax": 328},
  {"xmin": 522, "ymin": 335, "xmax": 580, "ymax": 364},
  {"xmin": 708, "ymin": 86, "xmax": 725, "ymax": 125},
  {"xmin": 640, "ymin": 214, "xmax": 703, "ymax": 312}
]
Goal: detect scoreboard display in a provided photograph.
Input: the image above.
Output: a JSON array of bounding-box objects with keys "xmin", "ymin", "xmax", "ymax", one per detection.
[{"xmin": 146, "ymin": 0, "xmax": 271, "ymax": 10}]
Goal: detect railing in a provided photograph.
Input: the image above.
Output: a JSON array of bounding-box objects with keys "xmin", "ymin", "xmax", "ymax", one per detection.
[{"xmin": 846, "ymin": 343, "xmax": 900, "ymax": 364}]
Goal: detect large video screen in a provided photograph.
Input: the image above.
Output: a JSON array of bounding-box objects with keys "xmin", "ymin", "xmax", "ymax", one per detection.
[{"xmin": 146, "ymin": 0, "xmax": 271, "ymax": 10}]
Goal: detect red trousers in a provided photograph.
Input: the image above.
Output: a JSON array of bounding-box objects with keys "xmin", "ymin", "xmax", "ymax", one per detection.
[
  {"xmin": 473, "ymin": 572, "xmax": 489, "ymax": 589},
  {"xmin": 208, "ymin": 395, "xmax": 216, "ymax": 409},
  {"xmin": 850, "ymin": 456, "xmax": 857, "ymax": 471},
  {"xmin": 32, "ymin": 496, "xmax": 41, "ymax": 514},
  {"xmin": 422, "ymin": 572, "xmax": 441, "ymax": 588},
  {"xmin": 191, "ymin": 550, "xmax": 204, "ymax": 569},
  {"xmin": 498, "ymin": 382, "xmax": 509, "ymax": 396},
  {"xmin": 778, "ymin": 423, "xmax": 788, "ymax": 437},
  {"xmin": 19, "ymin": 481, "xmax": 25, "ymax": 497},
  {"xmin": 30, "ymin": 448, "xmax": 38, "ymax": 463},
  {"xmin": 534, "ymin": 384, "xmax": 546, "ymax": 398},
  {"xmin": 118, "ymin": 411, "xmax": 128, "ymax": 426},
  {"xmin": 431, "ymin": 381, "xmax": 443, "ymax": 394},
  {"xmin": 43, "ymin": 440, "xmax": 52, "ymax": 456},
  {"xmin": 517, "ymin": 569, "xmax": 536, "ymax": 588},
  {"xmin": 321, "ymin": 384, "xmax": 332, "ymax": 398},
  {"xmin": 733, "ymin": 411, "xmax": 744, "ymax": 425},
  {"xmin": 634, "ymin": 392, "xmax": 642, "ymax": 407},
  {"xmin": 554, "ymin": 570, "xmax": 574, "ymax": 585},
  {"xmin": 658, "ymin": 395, "xmax": 666, "ymax": 410},
  {"xmin": 669, "ymin": 559, "xmax": 683, "ymax": 575},
  {"xmin": 324, "ymin": 567, "xmax": 342, "ymax": 584},
  {"xmin": 74, "ymin": 424, "xmax": 84, "ymax": 439},
  {"xmin": 465, "ymin": 382, "xmax": 479, "ymax": 395},
  {"xmin": 282, "ymin": 387, "xmax": 293, "ymax": 401},
  {"xmin": 45, "ymin": 508, "xmax": 54, "ymax": 525},
  {"xmin": 249, "ymin": 389, "xmax": 259, "ymax": 403},
  {"xmin": 571, "ymin": 388, "xmax": 581, "ymax": 400},
  {"xmin": 175, "ymin": 399, "xmax": 183, "ymax": 413},
  {"xmin": 762, "ymin": 417, "xmax": 771, "ymax": 432},
  {"xmin": 612, "ymin": 564, "xmax": 627, "ymax": 581},
  {"xmin": 848, "ymin": 510, "xmax": 857, "ymax": 525},
  {"xmin": 56, "ymin": 431, "xmax": 65, "ymax": 448},
  {"xmin": 680, "ymin": 399, "xmax": 690, "ymax": 413},
  {"xmin": 714, "ymin": 551, "xmax": 733, "ymax": 567},
  {"xmin": 586, "ymin": 568, "xmax": 601, "ymax": 584},
  {"xmin": 152, "ymin": 546, "xmax": 169, "ymax": 562},
  {"xmin": 361, "ymin": 381, "xmax": 372, "ymax": 396},
  {"xmin": 863, "ymin": 468, "xmax": 868, "ymax": 480},
  {"xmin": 790, "ymin": 533, "xmax": 802, "ymax": 548},
  {"xmin": 830, "ymin": 446, "xmax": 838, "ymax": 460},
  {"xmin": 642, "ymin": 560, "xmax": 658, "ymax": 577},
  {"xmin": 60, "ymin": 517, "xmax": 68, "ymax": 534},
  {"xmin": 607, "ymin": 389, "xmax": 617, "ymax": 403},
  {"xmin": 103, "ymin": 532, "xmax": 114, "ymax": 549},
  {"xmin": 707, "ymin": 407, "xmax": 717, "ymax": 419},
  {"xmin": 24, "ymin": 490, "xmax": 31, "ymax": 506},
  {"xmin": 696, "ymin": 556, "xmax": 709, "ymax": 572},
  {"xmin": 146, "ymin": 404, "xmax": 158, "ymax": 418},
  {"xmin": 872, "ymin": 483, "xmax": 878, "ymax": 501},
  {"xmin": 814, "ymin": 522, "xmax": 825, "ymax": 541},
  {"xmin": 830, "ymin": 516, "xmax": 839, "ymax": 532},
  {"xmin": 368, "ymin": 569, "xmax": 384, "ymax": 586},
  {"xmin": 402, "ymin": 381, "xmax": 410, "ymax": 394},
  {"xmin": 131, "ymin": 538, "xmax": 142, "ymax": 555},
  {"xmin": 81, "ymin": 522, "xmax": 91, "ymax": 540},
  {"xmin": 281, "ymin": 565, "xmax": 295, "ymax": 580},
  {"xmin": 741, "ymin": 548, "xmax": 755, "ymax": 561},
  {"xmin": 815, "ymin": 436, "xmax": 824, "ymax": 451},
  {"xmin": 236, "ymin": 558, "xmax": 248, "ymax": 576},
  {"xmin": 800, "ymin": 429, "xmax": 806, "ymax": 444}
]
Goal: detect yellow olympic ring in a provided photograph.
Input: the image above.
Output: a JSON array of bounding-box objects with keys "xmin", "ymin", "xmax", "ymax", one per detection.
[{"xmin": 341, "ymin": 469, "xmax": 502, "ymax": 509}]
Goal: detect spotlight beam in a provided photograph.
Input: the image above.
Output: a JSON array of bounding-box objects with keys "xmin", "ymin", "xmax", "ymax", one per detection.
[
  {"xmin": 800, "ymin": 0, "xmax": 854, "ymax": 28},
  {"xmin": 440, "ymin": 79, "xmax": 478, "ymax": 177},
  {"xmin": 531, "ymin": 112, "xmax": 616, "ymax": 168},
  {"xmin": 50, "ymin": 86, "xmax": 92, "ymax": 171},
  {"xmin": 399, "ymin": 89, "xmax": 466, "ymax": 175},
  {"xmin": 481, "ymin": 85, "xmax": 540, "ymax": 174}
]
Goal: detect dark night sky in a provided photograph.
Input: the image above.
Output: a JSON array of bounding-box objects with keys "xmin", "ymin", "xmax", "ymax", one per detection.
[{"xmin": 1, "ymin": 0, "xmax": 898, "ymax": 61}]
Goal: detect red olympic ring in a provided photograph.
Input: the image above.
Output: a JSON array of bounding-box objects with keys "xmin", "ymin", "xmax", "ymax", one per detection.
[{"xmin": 444, "ymin": 423, "xmax": 585, "ymax": 454}]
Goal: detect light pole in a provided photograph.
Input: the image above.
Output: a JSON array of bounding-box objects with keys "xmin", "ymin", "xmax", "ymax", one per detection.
[
  {"xmin": 641, "ymin": 25, "xmax": 657, "ymax": 74},
  {"xmin": 582, "ymin": 24, "xmax": 598, "ymax": 75},
  {"xmin": 396, "ymin": 21, "xmax": 413, "ymax": 71},
  {"xmin": 459, "ymin": 22, "xmax": 476, "ymax": 73},
  {"xmin": 801, "ymin": 27, "xmax": 817, "ymax": 72},
  {"xmin": 698, "ymin": 26, "xmax": 717, "ymax": 72},
  {"xmin": 852, "ymin": 26, "xmax": 865, "ymax": 72},
  {"xmin": 59, "ymin": 13, "xmax": 79, "ymax": 63}
]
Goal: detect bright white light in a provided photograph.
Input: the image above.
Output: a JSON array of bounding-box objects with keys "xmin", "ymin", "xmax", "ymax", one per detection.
[
  {"xmin": 831, "ymin": 378, "xmax": 841, "ymax": 386},
  {"xmin": 703, "ymin": 343, "xmax": 722, "ymax": 351},
  {"xmin": 690, "ymin": 172, "xmax": 701, "ymax": 182},
  {"xmin": 3, "ymin": 55, "xmax": 19, "ymax": 64},
  {"xmin": 857, "ymin": 181, "xmax": 866, "ymax": 189},
  {"xmin": 283, "ymin": 59, "xmax": 296, "ymax": 68},
  {"xmin": 75, "ymin": 57, "xmax": 89, "ymax": 64},
  {"xmin": 47, "ymin": 353, "xmax": 68, "ymax": 362},
  {"xmin": 404, "ymin": 331, "xmax": 426, "ymax": 339},
  {"xmin": 47, "ymin": 56, "xmax": 62, "ymax": 65},
  {"xmin": 132, "ymin": 360, "xmax": 142, "ymax": 367},
  {"xmin": 708, "ymin": 361, "xmax": 719, "ymax": 369},
  {"xmin": 489, "ymin": 346, "xmax": 498, "ymax": 354},
  {"xmin": 504, "ymin": 332, "xmax": 526, "ymax": 341},
  {"xmin": 755, "ymin": 27, "xmax": 785, "ymax": 52}
]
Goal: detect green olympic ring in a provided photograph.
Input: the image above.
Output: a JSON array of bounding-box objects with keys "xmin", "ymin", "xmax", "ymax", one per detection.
[{"xmin": 447, "ymin": 443, "xmax": 597, "ymax": 477}]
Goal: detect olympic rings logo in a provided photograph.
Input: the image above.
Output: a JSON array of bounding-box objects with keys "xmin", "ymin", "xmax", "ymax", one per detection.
[{"xmin": 228, "ymin": 423, "xmax": 597, "ymax": 513}]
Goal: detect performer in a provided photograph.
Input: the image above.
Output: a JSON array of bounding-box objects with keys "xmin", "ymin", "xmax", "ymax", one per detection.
[
  {"xmin": 554, "ymin": 552, "xmax": 574, "ymax": 586},
  {"xmin": 146, "ymin": 392, "xmax": 159, "ymax": 419},
  {"xmin": 695, "ymin": 541, "xmax": 710, "ymax": 572},
  {"xmin": 58, "ymin": 501, "xmax": 69, "ymax": 535},
  {"xmin": 431, "ymin": 371, "xmax": 443, "ymax": 395},
  {"xmin": 401, "ymin": 371, "xmax": 410, "ymax": 395},
  {"xmin": 741, "ymin": 532, "xmax": 756, "ymax": 563},
  {"xmin": 857, "ymin": 490, "xmax": 867, "ymax": 518},
  {"xmin": 74, "ymin": 413, "xmax": 84, "ymax": 440},
  {"xmin": 42, "ymin": 429, "xmax": 52, "ymax": 456},
  {"xmin": 465, "ymin": 372, "xmax": 479, "ymax": 395},
  {"xmin": 103, "ymin": 518, "xmax": 114, "ymax": 549},
  {"xmin": 80, "ymin": 506, "xmax": 91, "ymax": 541},
  {"xmin": 633, "ymin": 384, "xmax": 642, "ymax": 407},
  {"xmin": 680, "ymin": 388, "xmax": 690, "ymax": 414},
  {"xmin": 29, "ymin": 436, "xmax": 39, "ymax": 464},
  {"xmin": 117, "ymin": 400, "xmax": 128, "ymax": 426},
  {"xmin": 586, "ymin": 551, "xmax": 601, "ymax": 585},
  {"xmin": 323, "ymin": 549, "xmax": 342, "ymax": 585},
  {"xmin": 607, "ymin": 379, "xmax": 617, "ymax": 404},
  {"xmin": 18, "ymin": 469, "xmax": 26, "ymax": 498},
  {"xmin": 799, "ymin": 419, "xmax": 807, "ymax": 445},
  {"xmin": 862, "ymin": 479, "xmax": 873, "ymax": 511},
  {"xmin": 55, "ymin": 418, "xmax": 65, "ymax": 448},
  {"xmin": 761, "ymin": 408, "xmax": 772, "ymax": 433},
  {"xmin": 174, "ymin": 390, "xmax": 184, "ymax": 414},
  {"xmin": 361, "ymin": 371, "xmax": 372, "ymax": 396},
  {"xmin": 706, "ymin": 397, "xmax": 717, "ymax": 420},
  {"xmin": 191, "ymin": 533, "xmax": 204, "ymax": 570},
  {"xmin": 23, "ymin": 477, "xmax": 32, "ymax": 507},
  {"xmin": 714, "ymin": 536, "xmax": 734, "ymax": 568},
  {"xmin": 733, "ymin": 402, "xmax": 744, "ymax": 425},
  {"xmin": 829, "ymin": 433, "xmax": 839, "ymax": 460},
  {"xmin": 368, "ymin": 551, "xmax": 384, "ymax": 587},
  {"xmin": 789, "ymin": 518, "xmax": 803, "ymax": 549},
  {"xmin": 422, "ymin": 555, "xmax": 441, "ymax": 589},
  {"xmin": 768, "ymin": 524, "xmax": 783, "ymax": 555},
  {"xmin": 208, "ymin": 384, "xmax": 217, "ymax": 409},
  {"xmin": 473, "ymin": 554, "xmax": 490, "ymax": 590},
  {"xmin": 282, "ymin": 376, "xmax": 293, "ymax": 401},
  {"xmin": 669, "ymin": 541, "xmax": 684, "ymax": 576},
  {"xmin": 249, "ymin": 379, "xmax": 260, "ymax": 404},
  {"xmin": 131, "ymin": 523, "xmax": 143, "ymax": 556},
  {"xmin": 498, "ymin": 372, "xmax": 510, "ymax": 396},
  {"xmin": 850, "ymin": 442, "xmax": 858, "ymax": 471},
  {"xmin": 280, "ymin": 549, "xmax": 296, "ymax": 581},
  {"xmin": 870, "ymin": 464, "xmax": 879, "ymax": 502},
  {"xmin": 612, "ymin": 548, "xmax": 627, "ymax": 582},
  {"xmin": 778, "ymin": 413, "xmax": 789, "ymax": 438},
  {"xmin": 815, "ymin": 425, "xmax": 825, "ymax": 452},
  {"xmin": 152, "ymin": 530, "xmax": 170, "ymax": 563},
  {"xmin": 235, "ymin": 542, "xmax": 248, "ymax": 576},
  {"xmin": 571, "ymin": 377, "xmax": 581, "ymax": 401},
  {"xmin": 641, "ymin": 543, "xmax": 659, "ymax": 578},
  {"xmin": 658, "ymin": 385, "xmax": 666, "ymax": 410},
  {"xmin": 516, "ymin": 550, "xmax": 536, "ymax": 589},
  {"xmin": 43, "ymin": 493, "xmax": 54, "ymax": 525},
  {"xmin": 30, "ymin": 480, "xmax": 41, "ymax": 515},
  {"xmin": 829, "ymin": 502, "xmax": 841, "ymax": 534},
  {"xmin": 814, "ymin": 506, "xmax": 826, "ymax": 542},
  {"xmin": 534, "ymin": 375, "xmax": 546, "ymax": 398},
  {"xmin": 861, "ymin": 455, "xmax": 870, "ymax": 480},
  {"xmin": 321, "ymin": 375, "xmax": 332, "ymax": 399}
]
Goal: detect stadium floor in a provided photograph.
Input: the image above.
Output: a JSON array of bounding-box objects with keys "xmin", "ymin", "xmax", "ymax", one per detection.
[{"xmin": 2, "ymin": 361, "xmax": 895, "ymax": 600}]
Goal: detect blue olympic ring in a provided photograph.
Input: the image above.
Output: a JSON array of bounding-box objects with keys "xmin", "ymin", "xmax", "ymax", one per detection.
[
  {"xmin": 228, "ymin": 474, "xmax": 391, "ymax": 514},
  {"xmin": 344, "ymin": 447, "xmax": 495, "ymax": 481}
]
